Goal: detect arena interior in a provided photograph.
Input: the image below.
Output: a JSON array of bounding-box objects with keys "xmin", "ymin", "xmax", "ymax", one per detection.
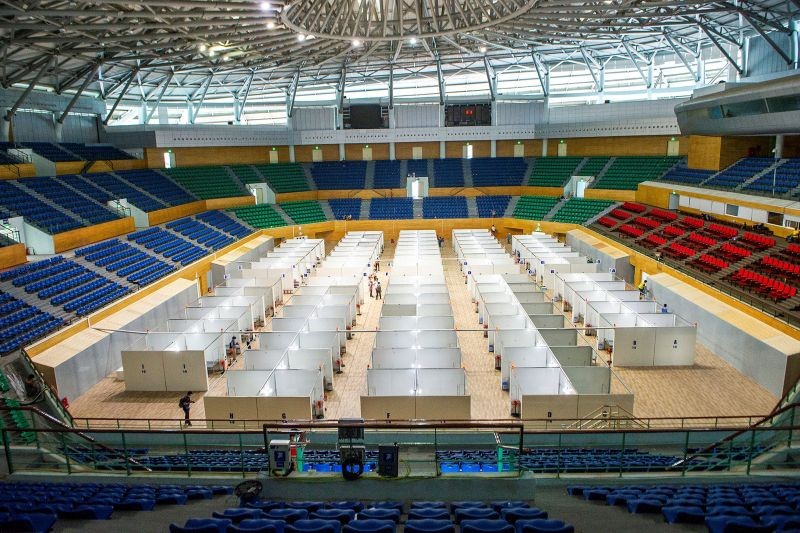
[{"xmin": 0, "ymin": 1, "xmax": 799, "ymax": 532}]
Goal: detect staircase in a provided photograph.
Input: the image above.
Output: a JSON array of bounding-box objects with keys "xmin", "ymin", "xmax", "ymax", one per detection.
[
  {"xmin": 0, "ymin": 278, "xmax": 72, "ymax": 323},
  {"xmin": 69, "ymin": 253, "xmax": 139, "ymax": 292},
  {"xmin": 51, "ymin": 176, "xmax": 122, "ymax": 220},
  {"xmin": 364, "ymin": 161, "xmax": 375, "ymax": 189},
  {"xmin": 542, "ymin": 198, "xmax": 567, "ymax": 221},
  {"xmin": 565, "ymin": 405, "xmax": 646, "ymax": 430},
  {"xmin": 151, "ymin": 169, "xmax": 198, "ymax": 198},
  {"xmin": 427, "ymin": 159, "xmax": 435, "ymax": 181},
  {"xmin": 737, "ymin": 159, "xmax": 786, "ymax": 191},
  {"xmin": 359, "ymin": 199, "xmax": 371, "ymax": 220},
  {"xmin": 466, "ymin": 197, "xmax": 478, "ymax": 218},
  {"xmin": 399, "ymin": 160, "xmax": 409, "ymax": 182},
  {"xmin": 319, "ymin": 200, "xmax": 335, "ymax": 221},
  {"xmin": 572, "ymin": 157, "xmax": 590, "ymax": 175},
  {"xmin": 223, "ymin": 167, "xmax": 250, "ymax": 193},
  {"xmin": 271, "ymin": 203, "xmax": 295, "ymax": 225},
  {"xmin": 412, "ymin": 198, "xmax": 424, "ymax": 219},
  {"xmin": 522, "ymin": 158, "xmax": 536, "ymax": 186},
  {"xmin": 11, "ymin": 181, "xmax": 89, "ymax": 226},
  {"xmin": 462, "ymin": 159, "xmax": 474, "ymax": 187},
  {"xmin": 97, "ymin": 173, "xmax": 165, "ymax": 207},
  {"xmin": 302, "ymin": 164, "xmax": 317, "ymax": 190},
  {"xmin": 504, "ymin": 196, "xmax": 520, "ymax": 218},
  {"xmin": 591, "ymin": 157, "xmax": 617, "ymax": 184},
  {"xmin": 587, "ymin": 203, "xmax": 620, "ymax": 225}
]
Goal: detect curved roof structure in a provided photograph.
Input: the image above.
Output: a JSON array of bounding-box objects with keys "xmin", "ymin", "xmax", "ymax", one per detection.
[{"xmin": 0, "ymin": 1, "xmax": 795, "ymax": 121}]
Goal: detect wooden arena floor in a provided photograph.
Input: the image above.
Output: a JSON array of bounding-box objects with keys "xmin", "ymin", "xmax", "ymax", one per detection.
[{"xmin": 68, "ymin": 238, "xmax": 778, "ymax": 427}]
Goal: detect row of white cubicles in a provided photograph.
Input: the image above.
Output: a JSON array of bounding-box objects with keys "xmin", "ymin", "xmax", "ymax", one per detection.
[
  {"xmin": 453, "ymin": 229, "xmax": 631, "ymax": 421},
  {"xmin": 362, "ymin": 230, "xmax": 471, "ymax": 420}
]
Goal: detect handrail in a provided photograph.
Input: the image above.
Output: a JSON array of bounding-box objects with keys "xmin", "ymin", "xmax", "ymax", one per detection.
[
  {"xmin": 670, "ymin": 401, "xmax": 800, "ymax": 470},
  {"xmin": 0, "ymin": 404, "xmax": 150, "ymax": 471},
  {"xmin": 20, "ymin": 348, "xmax": 74, "ymax": 427}
]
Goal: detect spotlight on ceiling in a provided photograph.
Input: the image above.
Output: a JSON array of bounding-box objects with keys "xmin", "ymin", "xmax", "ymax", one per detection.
[
  {"xmin": 260, "ymin": 2, "xmax": 271, "ymax": 10},
  {"xmin": 409, "ymin": 37, "xmax": 418, "ymax": 45},
  {"xmin": 479, "ymin": 46, "xmax": 487, "ymax": 53},
  {"xmin": 297, "ymin": 34, "xmax": 306, "ymax": 41},
  {"xmin": 266, "ymin": 21, "xmax": 276, "ymax": 29},
  {"xmin": 352, "ymin": 39, "xmax": 362, "ymax": 47}
]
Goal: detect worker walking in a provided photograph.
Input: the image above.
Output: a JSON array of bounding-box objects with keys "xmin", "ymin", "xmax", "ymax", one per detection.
[
  {"xmin": 179, "ymin": 392, "xmax": 195, "ymax": 427},
  {"xmin": 638, "ymin": 279, "xmax": 648, "ymax": 299},
  {"xmin": 375, "ymin": 281, "xmax": 382, "ymax": 300}
]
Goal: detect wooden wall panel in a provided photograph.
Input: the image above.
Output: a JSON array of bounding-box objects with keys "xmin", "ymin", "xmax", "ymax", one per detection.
[
  {"xmin": 783, "ymin": 135, "xmax": 800, "ymax": 158},
  {"xmin": 0, "ymin": 243, "xmax": 26, "ymax": 270},
  {"xmin": 205, "ymin": 196, "xmax": 255, "ymax": 211},
  {"xmin": 83, "ymin": 159, "xmax": 147, "ymax": 174},
  {"xmin": 145, "ymin": 146, "xmax": 289, "ymax": 168},
  {"xmin": 147, "ymin": 200, "xmax": 206, "ymax": 227},
  {"xmin": 395, "ymin": 141, "xmax": 440, "ymax": 160},
  {"xmin": 294, "ymin": 144, "xmax": 340, "ymax": 163},
  {"xmin": 445, "ymin": 140, "xmax": 490, "ymax": 158},
  {"xmin": 688, "ymin": 135, "xmax": 723, "ymax": 171},
  {"xmin": 54, "ymin": 162, "xmax": 86, "ymax": 175},
  {"xmin": 344, "ymin": 143, "xmax": 390, "ymax": 161},
  {"xmin": 719, "ymin": 136, "xmax": 770, "ymax": 169},
  {"xmin": 545, "ymin": 136, "xmax": 689, "ymax": 157},
  {"xmin": 53, "ymin": 217, "xmax": 135, "ymax": 254},
  {"xmin": 0, "ymin": 164, "xmax": 35, "ymax": 180},
  {"xmin": 497, "ymin": 139, "xmax": 541, "ymax": 157},
  {"xmin": 584, "ymin": 189, "xmax": 637, "ymax": 202}
]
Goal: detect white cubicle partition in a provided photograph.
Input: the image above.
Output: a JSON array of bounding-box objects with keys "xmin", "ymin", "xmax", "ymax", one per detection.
[
  {"xmin": 374, "ymin": 330, "xmax": 459, "ymax": 349},
  {"xmin": 371, "ymin": 348, "xmax": 462, "ymax": 369}
]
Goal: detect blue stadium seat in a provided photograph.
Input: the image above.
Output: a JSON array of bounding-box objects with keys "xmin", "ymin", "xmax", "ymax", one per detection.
[
  {"xmin": 404, "ymin": 520, "xmax": 455, "ymax": 533},
  {"xmin": 342, "ymin": 519, "xmax": 395, "ymax": 533}
]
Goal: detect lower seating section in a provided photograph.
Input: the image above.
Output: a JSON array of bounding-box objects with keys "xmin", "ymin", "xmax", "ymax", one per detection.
[
  {"xmin": 1, "ymin": 255, "xmax": 65, "ymax": 282},
  {"xmin": 578, "ymin": 157, "xmax": 609, "ymax": 177},
  {"xmin": 591, "ymin": 156, "xmax": 680, "ymax": 190},
  {"xmin": 21, "ymin": 142, "xmax": 80, "ymax": 162},
  {"xmin": 476, "ymin": 196, "xmax": 511, "ymax": 218},
  {"xmin": 432, "ymin": 158, "xmax": 464, "ymax": 187},
  {"xmin": 167, "ymin": 217, "xmax": 235, "ymax": 250},
  {"xmin": 20, "ymin": 176, "xmax": 120, "ymax": 225},
  {"xmin": 549, "ymin": 199, "xmax": 614, "ymax": 224},
  {"xmin": 128, "ymin": 227, "xmax": 208, "ymax": 266},
  {"xmin": 56, "ymin": 174, "xmax": 116, "ymax": 204},
  {"xmin": 0, "ymin": 290, "xmax": 63, "ymax": 354},
  {"xmin": 512, "ymin": 196, "xmax": 559, "ymax": 220},
  {"xmin": 660, "ymin": 164, "xmax": 715, "ymax": 185},
  {"xmin": 407, "ymin": 159, "xmax": 429, "ymax": 178},
  {"xmin": 727, "ymin": 268, "xmax": 798, "ymax": 301},
  {"xmin": 58, "ymin": 142, "xmax": 136, "ymax": 161},
  {"xmin": 374, "ymin": 160, "xmax": 402, "ymax": 188},
  {"xmin": 619, "ymin": 202, "xmax": 646, "ymax": 214},
  {"xmin": 280, "ymin": 201, "xmax": 328, "ymax": 224},
  {"xmin": 0, "ymin": 481, "xmax": 231, "ymax": 531},
  {"xmin": 704, "ymin": 157, "xmax": 775, "ymax": 189},
  {"xmin": 173, "ymin": 500, "xmax": 574, "ymax": 533},
  {"xmin": 527, "ymin": 157, "xmax": 582, "ymax": 187},
  {"xmin": 422, "ymin": 196, "xmax": 468, "ymax": 218},
  {"xmin": 567, "ymin": 482, "xmax": 800, "ymax": 531},
  {"xmin": 90, "ymin": 172, "xmax": 167, "ymax": 212},
  {"xmin": 253, "ymin": 163, "xmax": 311, "ymax": 193},
  {"xmin": 369, "ymin": 198, "xmax": 413, "ymax": 220},
  {"xmin": 0, "ymin": 180, "xmax": 84, "ymax": 234},
  {"xmin": 196, "ymin": 210, "xmax": 253, "ymax": 239},
  {"xmin": 164, "ymin": 166, "xmax": 249, "ymax": 199},
  {"xmin": 471, "ymin": 157, "xmax": 527, "ymax": 186},
  {"xmin": 754, "ymin": 158, "xmax": 800, "ymax": 196},
  {"xmin": 116, "ymin": 169, "xmax": 197, "ymax": 206},
  {"xmin": 328, "ymin": 199, "xmax": 362, "ymax": 220},
  {"xmin": 312, "ymin": 162, "xmax": 367, "ymax": 190},
  {"xmin": 230, "ymin": 205, "xmax": 287, "ymax": 228}
]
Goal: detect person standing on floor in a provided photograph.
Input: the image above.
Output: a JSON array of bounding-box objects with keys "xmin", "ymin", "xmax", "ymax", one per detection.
[
  {"xmin": 179, "ymin": 391, "xmax": 195, "ymax": 426},
  {"xmin": 368, "ymin": 277, "xmax": 374, "ymax": 298},
  {"xmin": 375, "ymin": 281, "xmax": 382, "ymax": 300},
  {"xmin": 375, "ymin": 259, "xmax": 380, "ymax": 271}
]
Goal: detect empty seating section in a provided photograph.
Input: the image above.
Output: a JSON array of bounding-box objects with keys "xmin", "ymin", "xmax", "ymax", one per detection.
[
  {"xmin": 21, "ymin": 142, "xmax": 80, "ymax": 162},
  {"xmin": 597, "ymin": 216, "xmax": 617, "ymax": 229},
  {"xmin": 165, "ymin": 167, "xmax": 249, "ymax": 199},
  {"xmin": 743, "ymin": 158, "xmax": 800, "ymax": 195},
  {"xmin": 527, "ymin": 157, "xmax": 581, "ymax": 187},
  {"xmin": 432, "ymin": 159, "xmax": 464, "ymax": 187},
  {"xmin": 230, "ymin": 205, "xmax": 287, "ymax": 228},
  {"xmin": 577, "ymin": 157, "xmax": 609, "ymax": 177},
  {"xmin": 312, "ymin": 162, "xmax": 367, "ymax": 190},
  {"xmin": 631, "ymin": 216, "xmax": 659, "ymax": 230},
  {"xmin": 374, "ymin": 160, "xmax": 402, "ymax": 188},
  {"xmin": 253, "ymin": 163, "xmax": 311, "ymax": 193},
  {"xmin": 619, "ymin": 202, "xmax": 646, "ymax": 214},
  {"xmin": 550, "ymin": 199, "xmax": 614, "ymax": 224},
  {"xmin": 0, "ymin": 180, "xmax": 83, "ymax": 233},
  {"xmin": 705, "ymin": 223, "xmax": 738, "ymax": 240},
  {"xmin": 171, "ymin": 499, "xmax": 574, "ymax": 533},
  {"xmin": 728, "ymin": 269, "xmax": 798, "ymax": 301},
  {"xmin": 128, "ymin": 227, "xmax": 208, "ymax": 267},
  {"xmin": 196, "ymin": 210, "xmax": 253, "ymax": 239},
  {"xmin": 660, "ymin": 164, "xmax": 714, "ymax": 185},
  {"xmin": 20, "ymin": 176, "xmax": 120, "ymax": 225},
  {"xmin": 90, "ymin": 172, "xmax": 166, "ymax": 212},
  {"xmin": 704, "ymin": 157, "xmax": 775, "ymax": 189},
  {"xmin": 718, "ymin": 243, "xmax": 751, "ymax": 262},
  {"xmin": 0, "ymin": 481, "xmax": 231, "ymax": 532},
  {"xmin": 760, "ymin": 256, "xmax": 800, "ymax": 280},
  {"xmin": 476, "ymin": 196, "xmax": 511, "ymax": 218},
  {"xmin": 166, "ymin": 217, "xmax": 235, "ymax": 250},
  {"xmin": 663, "ymin": 243, "xmax": 696, "ymax": 259},
  {"xmin": 407, "ymin": 159, "xmax": 429, "ymax": 178},
  {"xmin": 58, "ymin": 143, "xmax": 136, "ymax": 160},
  {"xmin": 591, "ymin": 156, "xmax": 679, "ymax": 189},
  {"xmin": 684, "ymin": 232, "xmax": 717, "ymax": 250},
  {"xmin": 280, "ymin": 201, "xmax": 328, "ymax": 224},
  {"xmin": 369, "ymin": 198, "xmax": 413, "ymax": 219},
  {"xmin": 423, "ymin": 196, "xmax": 468, "ymax": 218},
  {"xmin": 512, "ymin": 196, "xmax": 559, "ymax": 220},
  {"xmin": 568, "ymin": 482, "xmax": 800, "ymax": 531},
  {"xmin": 693, "ymin": 254, "xmax": 728, "ymax": 273},
  {"xmin": 116, "ymin": 169, "xmax": 197, "ymax": 206},
  {"xmin": 647, "ymin": 208, "xmax": 677, "ymax": 221},
  {"xmin": 617, "ymin": 225, "xmax": 643, "ymax": 238},
  {"xmin": 471, "ymin": 157, "xmax": 527, "ymax": 186},
  {"xmin": 57, "ymin": 174, "xmax": 115, "ymax": 203},
  {"xmin": 328, "ymin": 199, "xmax": 362, "ymax": 220},
  {"xmin": 79, "ymin": 236, "xmax": 176, "ymax": 286},
  {"xmin": 741, "ymin": 231, "xmax": 775, "ymax": 249},
  {"xmin": 608, "ymin": 209, "xmax": 631, "ymax": 221},
  {"xmin": 0, "ymin": 290, "xmax": 63, "ymax": 354}
]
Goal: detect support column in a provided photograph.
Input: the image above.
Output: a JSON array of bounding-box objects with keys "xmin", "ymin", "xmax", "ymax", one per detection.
[
  {"xmin": 542, "ymin": 138, "xmax": 548, "ymax": 157},
  {"xmin": 289, "ymin": 144, "xmax": 296, "ymax": 163},
  {"xmin": 490, "ymin": 139, "xmax": 497, "ymax": 158},
  {"xmin": 53, "ymin": 118, "xmax": 63, "ymax": 142},
  {"xmin": 389, "ymin": 142, "xmax": 396, "ymax": 161},
  {"xmin": 775, "ymin": 134, "xmax": 785, "ymax": 159},
  {"xmin": 439, "ymin": 141, "xmax": 446, "ymax": 159},
  {"xmin": 339, "ymin": 143, "xmax": 345, "ymax": 161},
  {"xmin": 0, "ymin": 109, "xmax": 10, "ymax": 142}
]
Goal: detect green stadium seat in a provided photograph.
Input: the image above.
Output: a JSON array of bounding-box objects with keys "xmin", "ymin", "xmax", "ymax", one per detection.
[
  {"xmin": 527, "ymin": 157, "xmax": 583, "ymax": 187},
  {"xmin": 254, "ymin": 164, "xmax": 310, "ymax": 193},
  {"xmin": 280, "ymin": 201, "xmax": 327, "ymax": 224},
  {"xmin": 591, "ymin": 157, "xmax": 680, "ymax": 190},
  {"xmin": 549, "ymin": 198, "xmax": 615, "ymax": 224},
  {"xmin": 164, "ymin": 167, "xmax": 248, "ymax": 199},
  {"xmin": 512, "ymin": 196, "xmax": 560, "ymax": 220},
  {"xmin": 229, "ymin": 205, "xmax": 286, "ymax": 228}
]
